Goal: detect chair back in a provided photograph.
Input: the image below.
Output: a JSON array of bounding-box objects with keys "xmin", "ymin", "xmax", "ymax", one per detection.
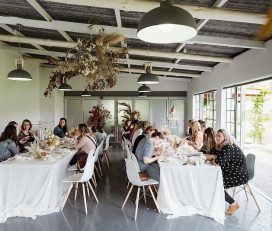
[
  {"xmin": 125, "ymin": 144, "xmax": 132, "ymax": 159},
  {"xmin": 125, "ymin": 158, "xmax": 143, "ymax": 186},
  {"xmin": 80, "ymin": 151, "xmax": 95, "ymax": 182},
  {"xmin": 94, "ymin": 142, "xmax": 104, "ymax": 162},
  {"xmin": 124, "ymin": 139, "xmax": 132, "ymax": 152},
  {"xmin": 246, "ymin": 153, "xmax": 255, "ymax": 180},
  {"xmin": 130, "ymin": 152, "xmax": 140, "ymax": 172},
  {"xmin": 98, "ymin": 138, "xmax": 105, "ymax": 156},
  {"xmin": 104, "ymin": 134, "xmax": 111, "ymax": 151}
]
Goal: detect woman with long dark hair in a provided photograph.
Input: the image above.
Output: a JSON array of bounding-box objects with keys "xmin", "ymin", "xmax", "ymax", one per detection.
[
  {"xmin": 53, "ymin": 118, "xmax": 68, "ymax": 138},
  {"xmin": 0, "ymin": 125, "xmax": 20, "ymax": 161},
  {"xmin": 206, "ymin": 129, "xmax": 249, "ymax": 215},
  {"xmin": 201, "ymin": 127, "xmax": 216, "ymax": 154}
]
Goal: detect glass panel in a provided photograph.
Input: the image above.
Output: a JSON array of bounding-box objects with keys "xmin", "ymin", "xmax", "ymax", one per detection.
[
  {"xmin": 66, "ymin": 99, "xmax": 82, "ymax": 129},
  {"xmin": 135, "ymin": 99, "xmax": 150, "ymax": 122},
  {"xmin": 151, "ymin": 99, "xmax": 167, "ymax": 131},
  {"xmin": 169, "ymin": 99, "xmax": 185, "ymax": 137},
  {"xmin": 82, "ymin": 99, "xmax": 98, "ymax": 124}
]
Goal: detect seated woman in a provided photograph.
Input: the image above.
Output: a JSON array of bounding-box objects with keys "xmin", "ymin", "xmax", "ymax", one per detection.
[
  {"xmin": 53, "ymin": 118, "xmax": 68, "ymax": 138},
  {"xmin": 121, "ymin": 120, "xmax": 131, "ymax": 141},
  {"xmin": 187, "ymin": 121, "xmax": 203, "ymax": 151},
  {"xmin": 18, "ymin": 119, "xmax": 35, "ymax": 152},
  {"xmin": 185, "ymin": 119, "xmax": 194, "ymax": 140},
  {"xmin": 206, "ymin": 129, "xmax": 249, "ymax": 215},
  {"xmin": 0, "ymin": 125, "xmax": 20, "ymax": 161},
  {"xmin": 69, "ymin": 124, "xmax": 96, "ymax": 166},
  {"xmin": 95, "ymin": 126, "xmax": 107, "ymax": 146},
  {"xmin": 201, "ymin": 127, "xmax": 216, "ymax": 154}
]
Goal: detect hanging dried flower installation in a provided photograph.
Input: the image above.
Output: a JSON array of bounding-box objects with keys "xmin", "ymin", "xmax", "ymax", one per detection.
[
  {"xmin": 118, "ymin": 102, "xmax": 141, "ymax": 122},
  {"xmin": 44, "ymin": 33, "xmax": 126, "ymax": 97}
]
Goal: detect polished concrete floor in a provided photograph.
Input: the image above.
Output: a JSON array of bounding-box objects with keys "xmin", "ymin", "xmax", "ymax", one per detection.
[{"xmin": 1, "ymin": 146, "xmax": 271, "ymax": 231}]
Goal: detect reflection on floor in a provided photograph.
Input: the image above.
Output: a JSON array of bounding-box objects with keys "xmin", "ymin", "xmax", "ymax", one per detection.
[{"xmin": 1, "ymin": 146, "xmax": 271, "ymax": 231}]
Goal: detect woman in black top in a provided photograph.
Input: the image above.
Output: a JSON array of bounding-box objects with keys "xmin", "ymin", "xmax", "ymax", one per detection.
[{"xmin": 206, "ymin": 129, "xmax": 249, "ymax": 215}]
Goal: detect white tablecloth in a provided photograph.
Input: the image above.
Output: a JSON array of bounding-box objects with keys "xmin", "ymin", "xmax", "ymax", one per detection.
[
  {"xmin": 0, "ymin": 151, "xmax": 74, "ymax": 223},
  {"xmin": 157, "ymin": 162, "xmax": 225, "ymax": 224}
]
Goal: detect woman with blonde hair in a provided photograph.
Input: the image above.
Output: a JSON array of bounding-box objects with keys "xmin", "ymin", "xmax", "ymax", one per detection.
[
  {"xmin": 69, "ymin": 123, "xmax": 96, "ymax": 166},
  {"xmin": 206, "ymin": 129, "xmax": 249, "ymax": 215},
  {"xmin": 187, "ymin": 121, "xmax": 203, "ymax": 150}
]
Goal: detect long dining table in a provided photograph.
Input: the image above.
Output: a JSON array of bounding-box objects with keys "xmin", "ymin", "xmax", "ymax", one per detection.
[
  {"xmin": 0, "ymin": 150, "xmax": 74, "ymax": 223},
  {"xmin": 157, "ymin": 156, "xmax": 225, "ymax": 224}
]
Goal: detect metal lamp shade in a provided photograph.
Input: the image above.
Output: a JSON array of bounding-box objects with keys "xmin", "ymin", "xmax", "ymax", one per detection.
[
  {"xmin": 137, "ymin": 2, "xmax": 197, "ymax": 43},
  {"xmin": 138, "ymin": 84, "xmax": 151, "ymax": 93},
  {"xmin": 137, "ymin": 69, "xmax": 159, "ymax": 84},
  {"xmin": 138, "ymin": 92, "xmax": 148, "ymax": 97},
  {"xmin": 58, "ymin": 82, "xmax": 72, "ymax": 91},
  {"xmin": 7, "ymin": 64, "xmax": 32, "ymax": 81},
  {"xmin": 81, "ymin": 89, "xmax": 91, "ymax": 96}
]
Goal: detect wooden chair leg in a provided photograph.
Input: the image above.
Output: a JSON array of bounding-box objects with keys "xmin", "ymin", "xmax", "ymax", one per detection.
[
  {"xmin": 142, "ymin": 186, "xmax": 147, "ymax": 204},
  {"xmin": 122, "ymin": 184, "xmax": 134, "ymax": 209},
  {"xmin": 134, "ymin": 187, "xmax": 140, "ymax": 220},
  {"xmin": 87, "ymin": 181, "xmax": 99, "ymax": 203},
  {"xmin": 246, "ymin": 184, "xmax": 261, "ymax": 212},
  {"xmin": 243, "ymin": 185, "xmax": 249, "ymax": 201},
  {"xmin": 82, "ymin": 183, "xmax": 88, "ymax": 214},
  {"xmin": 148, "ymin": 186, "xmax": 161, "ymax": 214},
  {"xmin": 86, "ymin": 182, "xmax": 90, "ymax": 197},
  {"xmin": 74, "ymin": 182, "xmax": 79, "ymax": 201},
  {"xmin": 61, "ymin": 183, "xmax": 73, "ymax": 211},
  {"xmin": 232, "ymin": 187, "xmax": 236, "ymax": 198}
]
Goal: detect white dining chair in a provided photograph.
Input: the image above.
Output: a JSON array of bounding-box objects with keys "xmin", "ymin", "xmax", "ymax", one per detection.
[
  {"xmin": 122, "ymin": 158, "xmax": 160, "ymax": 220},
  {"xmin": 62, "ymin": 152, "xmax": 99, "ymax": 215},
  {"xmin": 102, "ymin": 134, "xmax": 112, "ymax": 168}
]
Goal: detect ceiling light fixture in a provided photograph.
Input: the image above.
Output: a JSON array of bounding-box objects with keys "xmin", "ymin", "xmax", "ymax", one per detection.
[
  {"xmin": 138, "ymin": 92, "xmax": 148, "ymax": 97},
  {"xmin": 137, "ymin": 0, "xmax": 197, "ymax": 44},
  {"xmin": 137, "ymin": 64, "xmax": 159, "ymax": 85},
  {"xmin": 81, "ymin": 89, "xmax": 91, "ymax": 96},
  {"xmin": 58, "ymin": 77, "xmax": 72, "ymax": 91},
  {"xmin": 7, "ymin": 25, "xmax": 32, "ymax": 81},
  {"xmin": 138, "ymin": 84, "xmax": 151, "ymax": 93}
]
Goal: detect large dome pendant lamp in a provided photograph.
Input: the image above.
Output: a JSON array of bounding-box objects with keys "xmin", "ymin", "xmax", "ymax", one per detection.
[{"xmin": 137, "ymin": 0, "xmax": 197, "ymax": 44}]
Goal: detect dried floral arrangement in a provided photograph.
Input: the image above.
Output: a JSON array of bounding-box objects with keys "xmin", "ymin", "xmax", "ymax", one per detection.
[
  {"xmin": 25, "ymin": 141, "xmax": 48, "ymax": 159},
  {"xmin": 44, "ymin": 32, "xmax": 126, "ymax": 97},
  {"xmin": 87, "ymin": 102, "xmax": 112, "ymax": 128},
  {"xmin": 118, "ymin": 102, "xmax": 141, "ymax": 123}
]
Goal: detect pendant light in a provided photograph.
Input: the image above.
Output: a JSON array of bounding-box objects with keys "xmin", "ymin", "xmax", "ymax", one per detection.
[
  {"xmin": 81, "ymin": 89, "xmax": 91, "ymax": 96},
  {"xmin": 58, "ymin": 77, "xmax": 72, "ymax": 91},
  {"xmin": 7, "ymin": 25, "xmax": 32, "ymax": 81},
  {"xmin": 137, "ymin": 0, "xmax": 197, "ymax": 44},
  {"xmin": 138, "ymin": 84, "xmax": 151, "ymax": 93},
  {"xmin": 138, "ymin": 92, "xmax": 148, "ymax": 97},
  {"xmin": 137, "ymin": 65, "xmax": 159, "ymax": 85}
]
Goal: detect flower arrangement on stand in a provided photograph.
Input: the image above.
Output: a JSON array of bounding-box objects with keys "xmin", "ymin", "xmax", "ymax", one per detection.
[
  {"xmin": 118, "ymin": 102, "xmax": 140, "ymax": 122},
  {"xmin": 87, "ymin": 102, "xmax": 111, "ymax": 128}
]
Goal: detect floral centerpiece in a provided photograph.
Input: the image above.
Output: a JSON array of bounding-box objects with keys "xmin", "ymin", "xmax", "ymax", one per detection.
[
  {"xmin": 25, "ymin": 141, "xmax": 48, "ymax": 159},
  {"xmin": 43, "ymin": 129, "xmax": 60, "ymax": 151},
  {"xmin": 87, "ymin": 102, "xmax": 111, "ymax": 128}
]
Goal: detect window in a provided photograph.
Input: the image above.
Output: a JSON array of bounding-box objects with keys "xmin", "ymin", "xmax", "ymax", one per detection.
[{"xmin": 194, "ymin": 90, "xmax": 216, "ymax": 127}]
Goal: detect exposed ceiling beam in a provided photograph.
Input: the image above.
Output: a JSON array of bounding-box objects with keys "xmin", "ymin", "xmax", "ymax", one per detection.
[
  {"xmin": 114, "ymin": 8, "xmax": 130, "ymax": 68},
  {"xmin": 121, "ymin": 68, "xmax": 200, "ymax": 78},
  {"xmin": 170, "ymin": 0, "xmax": 229, "ymax": 72},
  {"xmin": 0, "ymin": 44, "xmax": 212, "ymax": 72},
  {"xmin": 45, "ymin": 0, "xmax": 266, "ymax": 24},
  {"xmin": 0, "ymin": 23, "xmax": 45, "ymax": 51},
  {"xmin": 0, "ymin": 34, "xmax": 232, "ymax": 63},
  {"xmin": 26, "ymin": 0, "xmax": 73, "ymax": 42},
  {"xmin": 0, "ymin": 16, "xmax": 264, "ymax": 49}
]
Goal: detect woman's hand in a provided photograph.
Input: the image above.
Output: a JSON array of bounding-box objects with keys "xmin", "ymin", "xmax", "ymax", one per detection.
[{"xmin": 205, "ymin": 154, "xmax": 217, "ymax": 161}]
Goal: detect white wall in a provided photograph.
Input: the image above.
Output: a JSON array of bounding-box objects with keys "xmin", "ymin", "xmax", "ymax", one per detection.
[
  {"xmin": 0, "ymin": 49, "xmax": 40, "ymax": 131},
  {"xmin": 187, "ymin": 39, "xmax": 272, "ymax": 128}
]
